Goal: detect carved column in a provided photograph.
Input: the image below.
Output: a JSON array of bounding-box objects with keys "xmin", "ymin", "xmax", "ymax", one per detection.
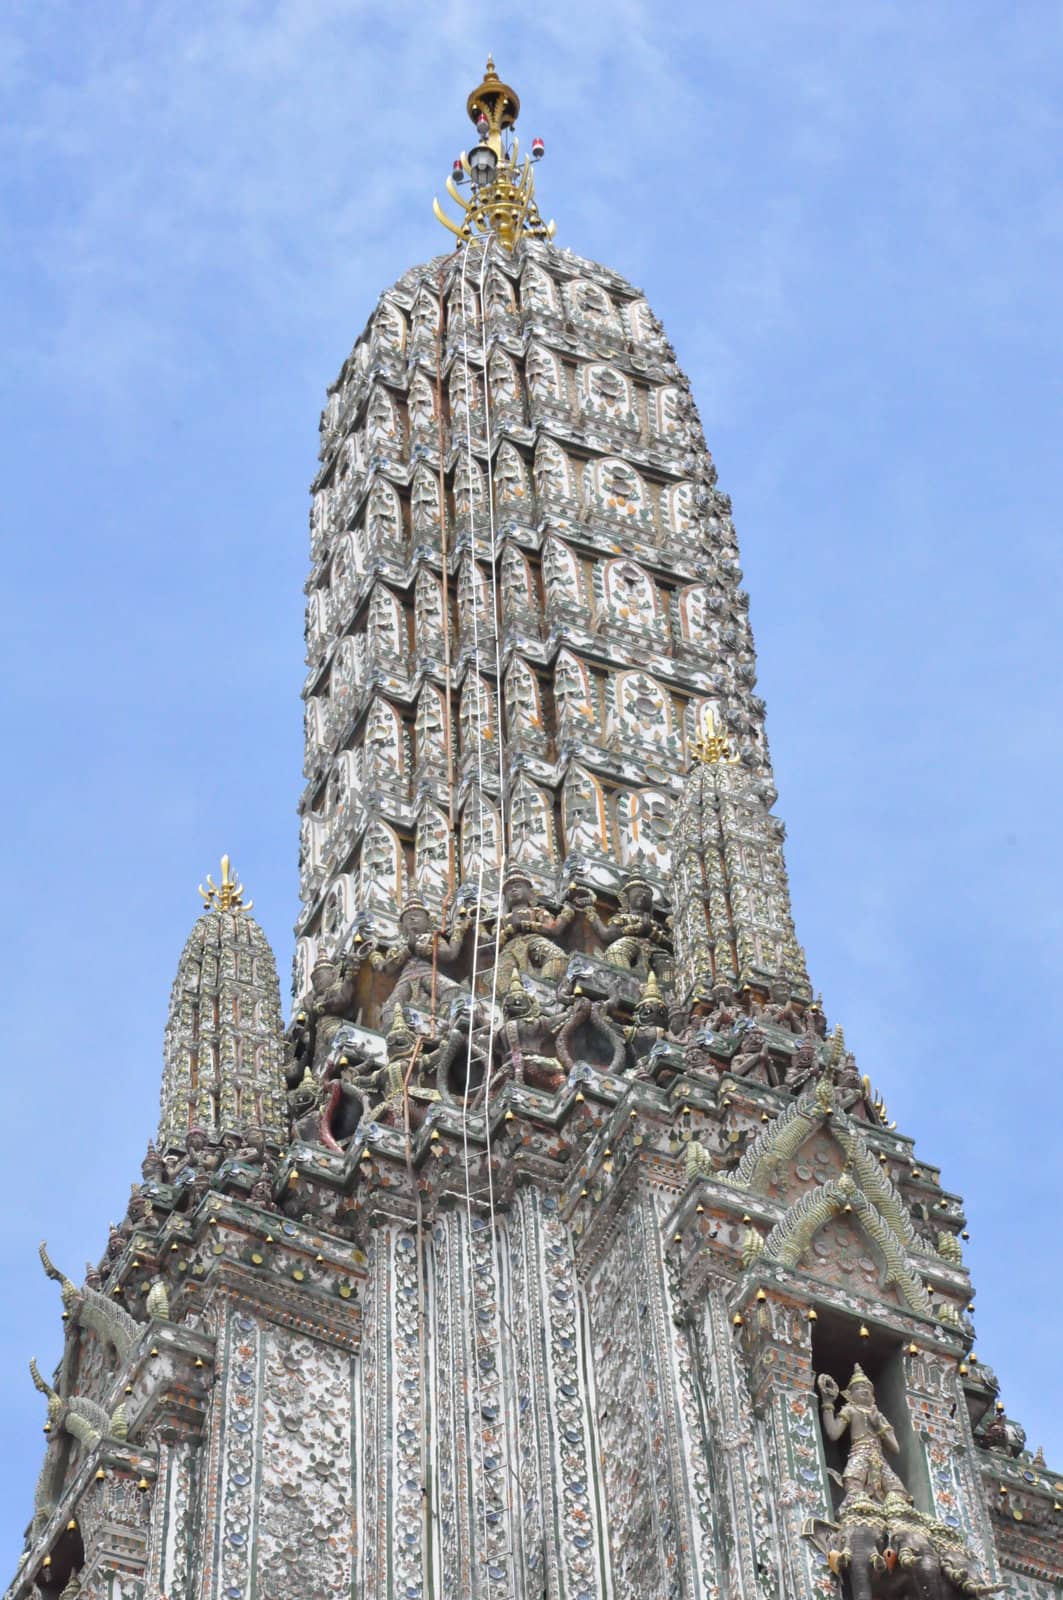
[
  {"xmin": 739, "ymin": 1288, "xmax": 836, "ymax": 1600},
  {"xmin": 193, "ymin": 1300, "xmax": 265, "ymax": 1600},
  {"xmin": 658, "ymin": 1257, "xmax": 723, "ymax": 1600},
  {"xmin": 584, "ymin": 1192, "xmax": 712, "ymax": 1599},
  {"xmin": 902, "ymin": 1345, "xmax": 1000, "ymax": 1583},
  {"xmin": 148, "ymin": 1438, "xmax": 200, "ymax": 1600},
  {"xmin": 360, "ymin": 1224, "xmax": 430, "ymax": 1600},
  {"xmin": 695, "ymin": 1279, "xmax": 778, "ymax": 1600},
  {"xmin": 430, "ymin": 1206, "xmax": 515, "ymax": 1600},
  {"xmin": 507, "ymin": 1187, "xmax": 607, "ymax": 1600}
]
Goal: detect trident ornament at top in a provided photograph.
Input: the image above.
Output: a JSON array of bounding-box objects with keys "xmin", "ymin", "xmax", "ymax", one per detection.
[
  {"xmin": 433, "ymin": 56, "xmax": 555, "ymax": 251},
  {"xmin": 198, "ymin": 855, "xmax": 252, "ymax": 913},
  {"xmin": 690, "ymin": 708, "xmax": 739, "ymax": 766}
]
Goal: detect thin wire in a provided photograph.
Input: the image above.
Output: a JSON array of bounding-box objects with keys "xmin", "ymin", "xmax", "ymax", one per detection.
[
  {"xmin": 435, "ymin": 267, "xmax": 458, "ymax": 857},
  {"xmin": 476, "ymin": 231, "xmax": 507, "ymax": 1340},
  {"xmin": 474, "ymin": 234, "xmax": 521, "ymax": 1582},
  {"xmin": 458, "ymin": 235, "xmax": 493, "ymax": 1593}
]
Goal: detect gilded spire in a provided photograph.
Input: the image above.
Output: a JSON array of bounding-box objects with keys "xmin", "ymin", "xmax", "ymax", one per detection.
[
  {"xmin": 433, "ymin": 57, "xmax": 555, "ymax": 251},
  {"xmin": 198, "ymin": 854, "xmax": 252, "ymax": 914}
]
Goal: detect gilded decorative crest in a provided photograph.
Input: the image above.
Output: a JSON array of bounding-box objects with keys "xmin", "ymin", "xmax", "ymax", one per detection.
[
  {"xmin": 690, "ymin": 709, "xmax": 737, "ymax": 766},
  {"xmin": 198, "ymin": 854, "xmax": 252, "ymax": 913},
  {"xmin": 433, "ymin": 57, "xmax": 555, "ymax": 251}
]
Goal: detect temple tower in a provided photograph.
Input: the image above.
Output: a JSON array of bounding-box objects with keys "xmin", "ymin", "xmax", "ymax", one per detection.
[
  {"xmin": 7, "ymin": 60, "xmax": 1061, "ymax": 1600},
  {"xmin": 158, "ymin": 858, "xmax": 289, "ymax": 1155}
]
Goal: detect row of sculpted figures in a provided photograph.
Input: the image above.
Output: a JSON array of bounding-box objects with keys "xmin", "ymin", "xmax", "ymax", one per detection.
[{"xmin": 284, "ymin": 868, "xmax": 866, "ymax": 1154}]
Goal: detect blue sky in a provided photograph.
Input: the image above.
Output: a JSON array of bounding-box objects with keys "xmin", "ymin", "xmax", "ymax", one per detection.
[{"xmin": 1, "ymin": 0, "xmax": 1061, "ymax": 1561}]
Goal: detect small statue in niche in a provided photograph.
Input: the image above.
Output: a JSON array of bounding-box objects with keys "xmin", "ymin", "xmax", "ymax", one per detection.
[
  {"xmin": 783, "ymin": 1031, "xmax": 822, "ymax": 1094},
  {"xmin": 823, "ymin": 1029, "xmax": 876, "ymax": 1117},
  {"xmin": 783, "ymin": 998, "xmax": 833, "ymax": 1093},
  {"xmin": 372, "ymin": 896, "xmax": 470, "ymax": 1029},
  {"xmin": 141, "ymin": 1140, "xmax": 165, "ymax": 1185},
  {"xmin": 289, "ymin": 1058, "xmax": 330, "ymax": 1145},
  {"xmin": 226, "ymin": 1126, "xmax": 269, "ymax": 1169},
  {"xmin": 289, "ymin": 951, "xmax": 367, "ymax": 1082},
  {"xmin": 180, "ymin": 1128, "xmax": 226, "ymax": 1206},
  {"xmin": 488, "ymin": 870, "xmax": 585, "ymax": 991},
  {"xmin": 673, "ymin": 997, "xmax": 723, "ymax": 1077},
  {"xmin": 707, "ymin": 981, "xmax": 742, "ymax": 1033},
  {"xmin": 584, "ymin": 875, "xmax": 672, "ymax": 983},
  {"xmin": 498, "ymin": 971, "xmax": 564, "ymax": 1092},
  {"xmin": 728, "ymin": 1026, "xmax": 775, "ymax": 1084},
  {"xmin": 756, "ymin": 979, "xmax": 804, "ymax": 1034},
  {"xmin": 977, "ymin": 1405, "xmax": 1024, "ymax": 1456},
  {"xmin": 816, "ymin": 1366, "xmax": 907, "ymax": 1511},
  {"xmin": 624, "ymin": 971, "xmax": 671, "ymax": 1075},
  {"xmin": 124, "ymin": 1184, "xmax": 154, "ymax": 1232},
  {"xmin": 354, "ymin": 1010, "xmax": 441, "ymax": 1129},
  {"xmin": 807, "ymin": 1364, "xmax": 1000, "ymax": 1600}
]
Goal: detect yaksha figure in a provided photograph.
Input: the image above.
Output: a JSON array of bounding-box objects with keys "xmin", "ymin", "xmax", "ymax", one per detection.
[
  {"xmin": 729, "ymin": 1025, "xmax": 775, "ymax": 1084},
  {"xmin": 372, "ymin": 895, "xmax": 469, "ymax": 1028},
  {"xmin": 706, "ymin": 980, "xmax": 741, "ymax": 1033},
  {"xmin": 817, "ymin": 1366, "xmax": 907, "ymax": 1511},
  {"xmin": 353, "ymin": 1010, "xmax": 441, "ymax": 1129},
  {"xmin": 498, "ymin": 970, "xmax": 564, "ymax": 1092},
  {"xmin": 625, "ymin": 971, "xmax": 671, "ymax": 1076},
  {"xmin": 289, "ymin": 950, "xmax": 366, "ymax": 1081},
  {"xmin": 756, "ymin": 978, "xmax": 804, "ymax": 1035},
  {"xmin": 490, "ymin": 870, "xmax": 585, "ymax": 991},
  {"xmin": 585, "ymin": 875, "xmax": 672, "ymax": 982}
]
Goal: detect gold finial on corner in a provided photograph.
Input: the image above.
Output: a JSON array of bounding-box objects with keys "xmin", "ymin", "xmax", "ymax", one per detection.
[
  {"xmin": 433, "ymin": 59, "xmax": 555, "ymax": 252},
  {"xmin": 198, "ymin": 855, "xmax": 253, "ymax": 914},
  {"xmin": 690, "ymin": 708, "xmax": 738, "ymax": 767}
]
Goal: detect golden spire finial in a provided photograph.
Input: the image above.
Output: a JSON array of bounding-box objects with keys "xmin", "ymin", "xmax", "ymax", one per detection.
[
  {"xmin": 198, "ymin": 855, "xmax": 253, "ymax": 914},
  {"xmin": 690, "ymin": 708, "xmax": 738, "ymax": 766},
  {"xmin": 434, "ymin": 60, "xmax": 555, "ymax": 251}
]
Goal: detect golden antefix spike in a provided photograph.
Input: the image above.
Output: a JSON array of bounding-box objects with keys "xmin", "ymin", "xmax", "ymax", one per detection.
[
  {"xmin": 198, "ymin": 854, "xmax": 253, "ymax": 914},
  {"xmin": 433, "ymin": 58, "xmax": 556, "ymax": 252},
  {"xmin": 690, "ymin": 708, "xmax": 738, "ymax": 767}
]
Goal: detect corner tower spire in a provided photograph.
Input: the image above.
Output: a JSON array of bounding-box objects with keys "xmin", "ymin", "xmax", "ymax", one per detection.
[
  {"xmin": 159, "ymin": 857, "xmax": 288, "ymax": 1154},
  {"xmin": 670, "ymin": 710, "xmax": 809, "ymax": 1005},
  {"xmin": 433, "ymin": 56, "xmax": 555, "ymax": 249}
]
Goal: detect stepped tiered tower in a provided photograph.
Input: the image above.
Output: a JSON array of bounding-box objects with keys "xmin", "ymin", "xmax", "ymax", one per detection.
[{"xmin": 8, "ymin": 60, "xmax": 1061, "ymax": 1600}]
